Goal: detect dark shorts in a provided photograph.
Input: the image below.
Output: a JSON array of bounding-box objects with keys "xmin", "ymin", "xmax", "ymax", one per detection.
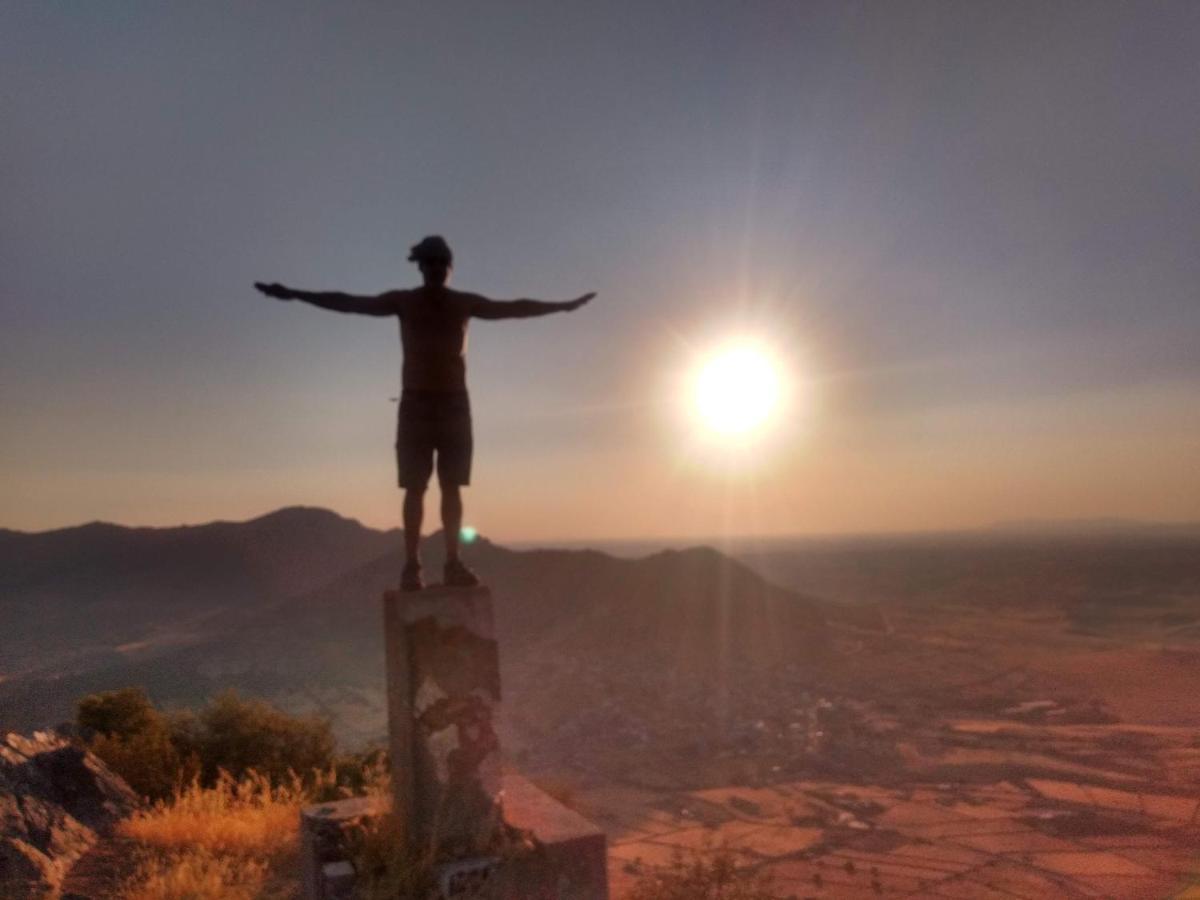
[{"xmin": 395, "ymin": 390, "xmax": 473, "ymax": 489}]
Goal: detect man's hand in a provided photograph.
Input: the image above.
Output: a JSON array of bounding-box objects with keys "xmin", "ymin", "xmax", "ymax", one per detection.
[
  {"xmin": 565, "ymin": 292, "xmax": 596, "ymax": 311},
  {"xmin": 254, "ymin": 282, "xmax": 294, "ymax": 301}
]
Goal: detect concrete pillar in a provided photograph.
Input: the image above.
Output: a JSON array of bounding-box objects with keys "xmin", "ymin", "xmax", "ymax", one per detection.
[{"xmin": 382, "ymin": 585, "xmax": 504, "ymax": 859}]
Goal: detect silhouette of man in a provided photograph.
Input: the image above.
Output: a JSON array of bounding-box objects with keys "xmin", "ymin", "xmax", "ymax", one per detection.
[{"xmin": 255, "ymin": 235, "xmax": 594, "ymax": 591}]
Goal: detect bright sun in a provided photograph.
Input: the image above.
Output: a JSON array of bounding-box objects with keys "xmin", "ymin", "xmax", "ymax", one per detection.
[{"xmin": 693, "ymin": 343, "xmax": 784, "ymax": 436}]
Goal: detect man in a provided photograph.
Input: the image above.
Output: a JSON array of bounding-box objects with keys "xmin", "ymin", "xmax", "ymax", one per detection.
[{"xmin": 255, "ymin": 235, "xmax": 594, "ymax": 591}]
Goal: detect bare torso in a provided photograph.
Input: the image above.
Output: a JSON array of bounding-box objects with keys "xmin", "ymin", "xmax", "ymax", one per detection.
[{"xmin": 394, "ymin": 286, "xmax": 475, "ymax": 392}]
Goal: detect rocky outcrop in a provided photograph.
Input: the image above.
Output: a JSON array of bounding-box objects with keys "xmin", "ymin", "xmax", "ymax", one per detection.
[{"xmin": 0, "ymin": 731, "xmax": 138, "ymax": 900}]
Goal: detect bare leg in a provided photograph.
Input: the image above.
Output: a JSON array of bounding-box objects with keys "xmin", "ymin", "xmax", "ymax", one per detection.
[
  {"xmin": 441, "ymin": 484, "xmax": 463, "ymax": 562},
  {"xmin": 403, "ymin": 487, "xmax": 425, "ymax": 564}
]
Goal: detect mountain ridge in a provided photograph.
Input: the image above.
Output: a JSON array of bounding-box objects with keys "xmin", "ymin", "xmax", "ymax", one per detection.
[
  {"xmin": 0, "ymin": 506, "xmax": 830, "ymax": 744},
  {"xmin": 0, "ymin": 506, "xmax": 400, "ymax": 674}
]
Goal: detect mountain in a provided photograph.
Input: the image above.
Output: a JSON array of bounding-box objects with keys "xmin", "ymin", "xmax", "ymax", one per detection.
[
  {"xmin": 0, "ymin": 509, "xmax": 829, "ymax": 745},
  {"xmin": 984, "ymin": 517, "xmax": 1200, "ymax": 537},
  {"xmin": 0, "ymin": 507, "xmax": 399, "ymax": 675}
]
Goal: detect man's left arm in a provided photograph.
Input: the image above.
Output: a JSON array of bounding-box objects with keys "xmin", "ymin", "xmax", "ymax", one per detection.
[{"xmin": 468, "ymin": 292, "xmax": 595, "ymax": 320}]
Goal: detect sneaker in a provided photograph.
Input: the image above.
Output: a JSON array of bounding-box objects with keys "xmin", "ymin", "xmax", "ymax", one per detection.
[
  {"xmin": 401, "ymin": 561, "xmax": 424, "ymax": 592},
  {"xmin": 443, "ymin": 558, "xmax": 480, "ymax": 588}
]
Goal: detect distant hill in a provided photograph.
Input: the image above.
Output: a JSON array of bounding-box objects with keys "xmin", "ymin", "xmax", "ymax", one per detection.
[
  {"xmin": 0, "ymin": 507, "xmax": 399, "ymax": 674},
  {"xmin": 984, "ymin": 517, "xmax": 1200, "ymax": 537},
  {"xmin": 0, "ymin": 508, "xmax": 828, "ymax": 742},
  {"xmin": 736, "ymin": 533, "xmax": 1200, "ymax": 610}
]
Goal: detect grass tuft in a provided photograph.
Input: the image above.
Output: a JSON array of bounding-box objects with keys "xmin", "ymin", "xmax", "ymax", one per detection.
[
  {"xmin": 120, "ymin": 770, "xmax": 311, "ymax": 858},
  {"xmin": 117, "ymin": 769, "xmax": 325, "ymax": 899},
  {"xmin": 627, "ymin": 844, "xmax": 777, "ymax": 900},
  {"xmin": 121, "ymin": 849, "xmax": 268, "ymax": 900}
]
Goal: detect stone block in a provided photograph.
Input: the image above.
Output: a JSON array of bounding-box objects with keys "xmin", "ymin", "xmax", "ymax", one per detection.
[
  {"xmin": 322, "ymin": 860, "xmax": 357, "ymax": 899},
  {"xmin": 299, "ymin": 778, "xmax": 608, "ymax": 899},
  {"xmin": 493, "ymin": 773, "xmax": 609, "ymax": 900},
  {"xmin": 437, "ymin": 855, "xmax": 501, "ymax": 896},
  {"xmin": 383, "ymin": 585, "xmax": 503, "ymax": 858},
  {"xmin": 300, "ymin": 795, "xmax": 383, "ymax": 900}
]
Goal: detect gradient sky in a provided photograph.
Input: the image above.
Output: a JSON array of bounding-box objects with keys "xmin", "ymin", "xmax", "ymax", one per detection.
[{"xmin": 3, "ymin": 2, "xmax": 1199, "ymax": 540}]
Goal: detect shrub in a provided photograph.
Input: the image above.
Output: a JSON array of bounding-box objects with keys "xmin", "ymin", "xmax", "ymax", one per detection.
[
  {"xmin": 193, "ymin": 690, "xmax": 335, "ymax": 785},
  {"xmin": 76, "ymin": 687, "xmax": 334, "ymax": 799},
  {"xmin": 76, "ymin": 688, "xmax": 198, "ymax": 800},
  {"xmin": 77, "ymin": 687, "xmax": 160, "ymax": 738},
  {"xmin": 627, "ymin": 846, "xmax": 776, "ymax": 900},
  {"xmin": 330, "ymin": 746, "xmax": 389, "ymax": 799},
  {"xmin": 88, "ymin": 726, "xmax": 199, "ymax": 801}
]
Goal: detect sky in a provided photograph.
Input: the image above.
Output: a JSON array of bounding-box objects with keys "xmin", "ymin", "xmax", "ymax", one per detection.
[{"xmin": 3, "ymin": 2, "xmax": 1199, "ymax": 541}]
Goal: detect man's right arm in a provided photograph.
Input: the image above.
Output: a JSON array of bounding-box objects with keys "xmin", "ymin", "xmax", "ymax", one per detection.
[{"xmin": 254, "ymin": 282, "xmax": 401, "ymax": 317}]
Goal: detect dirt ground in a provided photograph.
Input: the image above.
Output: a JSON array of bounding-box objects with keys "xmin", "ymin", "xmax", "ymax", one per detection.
[{"xmin": 538, "ymin": 599, "xmax": 1200, "ymax": 898}]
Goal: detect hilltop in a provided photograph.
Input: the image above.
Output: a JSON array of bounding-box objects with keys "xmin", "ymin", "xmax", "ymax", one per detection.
[
  {"xmin": 0, "ymin": 507, "xmax": 399, "ymax": 676},
  {"xmin": 4, "ymin": 509, "xmax": 1200, "ymax": 896},
  {"xmin": 0, "ymin": 507, "xmax": 832, "ymax": 746}
]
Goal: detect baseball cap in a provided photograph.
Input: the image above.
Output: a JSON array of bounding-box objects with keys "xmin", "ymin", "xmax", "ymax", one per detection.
[{"xmin": 408, "ymin": 235, "xmax": 453, "ymax": 264}]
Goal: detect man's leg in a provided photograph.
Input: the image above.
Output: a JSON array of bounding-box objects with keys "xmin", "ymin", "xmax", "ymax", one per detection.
[
  {"xmin": 401, "ymin": 487, "xmax": 427, "ymax": 591},
  {"xmin": 441, "ymin": 484, "xmax": 462, "ymax": 563},
  {"xmin": 436, "ymin": 395, "xmax": 478, "ymax": 586},
  {"xmin": 397, "ymin": 391, "xmax": 435, "ymax": 591},
  {"xmin": 403, "ymin": 487, "xmax": 425, "ymax": 564},
  {"xmin": 440, "ymin": 484, "xmax": 478, "ymax": 586}
]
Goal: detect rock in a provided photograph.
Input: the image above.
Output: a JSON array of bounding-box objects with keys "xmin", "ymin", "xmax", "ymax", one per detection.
[
  {"xmin": 321, "ymin": 860, "xmax": 357, "ymax": 899},
  {"xmin": 299, "ymin": 795, "xmax": 384, "ymax": 900},
  {"xmin": 0, "ymin": 731, "xmax": 138, "ymax": 900}
]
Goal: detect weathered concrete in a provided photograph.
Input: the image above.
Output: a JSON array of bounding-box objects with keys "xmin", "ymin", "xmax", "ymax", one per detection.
[
  {"xmin": 491, "ymin": 773, "xmax": 609, "ymax": 900},
  {"xmin": 299, "ymin": 795, "xmax": 383, "ymax": 900},
  {"xmin": 321, "ymin": 860, "xmax": 356, "ymax": 900},
  {"xmin": 294, "ymin": 583, "xmax": 608, "ymax": 898},
  {"xmin": 383, "ymin": 585, "xmax": 504, "ymax": 859},
  {"xmin": 299, "ymin": 775, "xmax": 608, "ymax": 899}
]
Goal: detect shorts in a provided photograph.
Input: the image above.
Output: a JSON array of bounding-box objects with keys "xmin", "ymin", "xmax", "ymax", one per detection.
[{"xmin": 395, "ymin": 389, "xmax": 473, "ymax": 489}]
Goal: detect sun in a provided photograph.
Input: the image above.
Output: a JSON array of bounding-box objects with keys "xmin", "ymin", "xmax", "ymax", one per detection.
[{"xmin": 692, "ymin": 343, "xmax": 784, "ymax": 436}]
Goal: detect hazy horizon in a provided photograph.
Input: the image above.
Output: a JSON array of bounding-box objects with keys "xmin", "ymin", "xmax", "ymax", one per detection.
[
  {"xmin": 4, "ymin": 3, "xmax": 1199, "ymax": 540},
  {"xmin": 5, "ymin": 501, "xmax": 1198, "ymax": 549}
]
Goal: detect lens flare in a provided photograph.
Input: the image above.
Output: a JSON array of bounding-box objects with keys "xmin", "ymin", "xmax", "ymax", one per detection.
[
  {"xmin": 693, "ymin": 344, "xmax": 782, "ymax": 436},
  {"xmin": 459, "ymin": 525, "xmax": 478, "ymax": 544}
]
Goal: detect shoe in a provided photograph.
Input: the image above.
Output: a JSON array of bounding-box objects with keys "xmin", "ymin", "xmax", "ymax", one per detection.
[
  {"xmin": 443, "ymin": 558, "xmax": 480, "ymax": 588},
  {"xmin": 401, "ymin": 561, "xmax": 424, "ymax": 592}
]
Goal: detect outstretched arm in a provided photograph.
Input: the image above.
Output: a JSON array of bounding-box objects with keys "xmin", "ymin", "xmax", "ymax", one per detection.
[
  {"xmin": 470, "ymin": 292, "xmax": 595, "ymax": 320},
  {"xmin": 254, "ymin": 282, "xmax": 400, "ymax": 317}
]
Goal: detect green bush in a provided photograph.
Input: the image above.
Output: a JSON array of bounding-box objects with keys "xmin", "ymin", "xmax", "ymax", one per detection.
[
  {"xmin": 76, "ymin": 688, "xmax": 197, "ymax": 799},
  {"xmin": 193, "ymin": 690, "xmax": 335, "ymax": 785},
  {"xmin": 329, "ymin": 746, "xmax": 388, "ymax": 799},
  {"xmin": 75, "ymin": 687, "xmax": 334, "ymax": 799},
  {"xmin": 88, "ymin": 726, "xmax": 199, "ymax": 801},
  {"xmin": 77, "ymin": 687, "xmax": 160, "ymax": 739}
]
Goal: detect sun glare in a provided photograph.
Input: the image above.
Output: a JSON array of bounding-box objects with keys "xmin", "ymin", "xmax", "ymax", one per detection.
[{"xmin": 693, "ymin": 343, "xmax": 784, "ymax": 437}]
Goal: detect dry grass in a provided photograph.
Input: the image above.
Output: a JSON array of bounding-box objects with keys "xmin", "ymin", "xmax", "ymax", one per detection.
[
  {"xmin": 121, "ymin": 849, "xmax": 269, "ymax": 900},
  {"xmin": 627, "ymin": 845, "xmax": 777, "ymax": 900},
  {"xmin": 117, "ymin": 770, "xmax": 323, "ymax": 899},
  {"xmin": 122, "ymin": 770, "xmax": 310, "ymax": 857},
  {"xmin": 346, "ymin": 811, "xmax": 437, "ymax": 900}
]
